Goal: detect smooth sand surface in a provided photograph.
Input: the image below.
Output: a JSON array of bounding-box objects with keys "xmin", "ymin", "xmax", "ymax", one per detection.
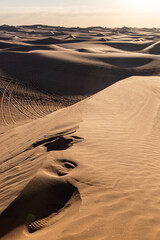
[{"xmin": 0, "ymin": 25, "xmax": 160, "ymax": 240}]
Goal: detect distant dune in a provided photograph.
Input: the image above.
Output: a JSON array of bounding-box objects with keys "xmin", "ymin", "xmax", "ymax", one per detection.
[
  {"xmin": 142, "ymin": 41, "xmax": 160, "ymax": 55},
  {"xmin": 0, "ymin": 25, "xmax": 160, "ymax": 240}
]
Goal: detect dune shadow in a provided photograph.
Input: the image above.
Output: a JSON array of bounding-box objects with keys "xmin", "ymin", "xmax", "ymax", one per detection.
[
  {"xmin": 105, "ymin": 42, "xmax": 152, "ymax": 51},
  {"xmin": 96, "ymin": 57, "xmax": 152, "ymax": 68},
  {"xmin": 0, "ymin": 177, "xmax": 80, "ymax": 237}
]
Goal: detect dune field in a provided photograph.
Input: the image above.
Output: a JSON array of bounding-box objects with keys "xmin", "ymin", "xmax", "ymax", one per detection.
[{"xmin": 0, "ymin": 25, "xmax": 160, "ymax": 240}]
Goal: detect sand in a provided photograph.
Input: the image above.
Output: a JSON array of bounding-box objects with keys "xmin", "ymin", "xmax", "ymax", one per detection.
[{"xmin": 0, "ymin": 25, "xmax": 160, "ymax": 240}]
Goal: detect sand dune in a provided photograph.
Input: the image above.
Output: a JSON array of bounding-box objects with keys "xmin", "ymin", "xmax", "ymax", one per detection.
[
  {"xmin": 142, "ymin": 41, "xmax": 160, "ymax": 55},
  {"xmin": 24, "ymin": 37, "xmax": 62, "ymax": 45},
  {"xmin": 0, "ymin": 26, "xmax": 160, "ymax": 240},
  {"xmin": 104, "ymin": 41, "xmax": 153, "ymax": 51}
]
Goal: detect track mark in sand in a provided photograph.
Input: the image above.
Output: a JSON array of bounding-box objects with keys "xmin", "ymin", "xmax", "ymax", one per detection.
[
  {"xmin": 1, "ymin": 79, "xmax": 13, "ymax": 125},
  {"xmin": 0, "ymin": 76, "xmax": 62, "ymax": 127},
  {"xmin": 0, "ymin": 76, "xmax": 62, "ymax": 126},
  {"xmin": 8, "ymin": 81, "xmax": 19, "ymax": 124}
]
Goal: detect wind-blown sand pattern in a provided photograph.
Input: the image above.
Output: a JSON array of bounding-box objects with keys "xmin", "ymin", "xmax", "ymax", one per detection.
[{"xmin": 0, "ymin": 25, "xmax": 160, "ymax": 240}]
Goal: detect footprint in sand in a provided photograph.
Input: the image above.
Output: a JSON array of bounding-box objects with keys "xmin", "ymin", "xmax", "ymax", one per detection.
[{"xmin": 0, "ymin": 134, "xmax": 82, "ymax": 237}]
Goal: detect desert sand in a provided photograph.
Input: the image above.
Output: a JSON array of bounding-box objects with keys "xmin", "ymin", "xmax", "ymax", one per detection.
[{"xmin": 0, "ymin": 25, "xmax": 160, "ymax": 240}]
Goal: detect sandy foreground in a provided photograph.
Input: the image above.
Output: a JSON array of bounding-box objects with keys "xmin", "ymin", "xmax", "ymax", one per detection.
[{"xmin": 0, "ymin": 25, "xmax": 160, "ymax": 240}]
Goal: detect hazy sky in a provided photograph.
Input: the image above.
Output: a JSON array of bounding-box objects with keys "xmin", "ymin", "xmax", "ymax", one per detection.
[{"xmin": 0, "ymin": 0, "xmax": 160, "ymax": 27}]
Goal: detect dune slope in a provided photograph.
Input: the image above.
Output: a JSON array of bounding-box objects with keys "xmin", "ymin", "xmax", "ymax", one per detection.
[{"xmin": 1, "ymin": 76, "xmax": 160, "ymax": 240}]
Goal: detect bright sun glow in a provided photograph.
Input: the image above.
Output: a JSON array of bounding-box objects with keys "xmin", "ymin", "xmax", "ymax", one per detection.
[
  {"xmin": 0, "ymin": 0, "xmax": 160, "ymax": 27},
  {"xmin": 127, "ymin": 0, "xmax": 160, "ymax": 13}
]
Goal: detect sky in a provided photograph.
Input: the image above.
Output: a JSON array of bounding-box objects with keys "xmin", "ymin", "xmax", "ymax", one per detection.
[{"xmin": 0, "ymin": 0, "xmax": 160, "ymax": 27}]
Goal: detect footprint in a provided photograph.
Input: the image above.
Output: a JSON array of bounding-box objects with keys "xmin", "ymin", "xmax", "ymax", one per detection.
[
  {"xmin": 0, "ymin": 172, "xmax": 81, "ymax": 237},
  {"xmin": 0, "ymin": 133, "xmax": 82, "ymax": 237},
  {"xmin": 44, "ymin": 159, "xmax": 77, "ymax": 177}
]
